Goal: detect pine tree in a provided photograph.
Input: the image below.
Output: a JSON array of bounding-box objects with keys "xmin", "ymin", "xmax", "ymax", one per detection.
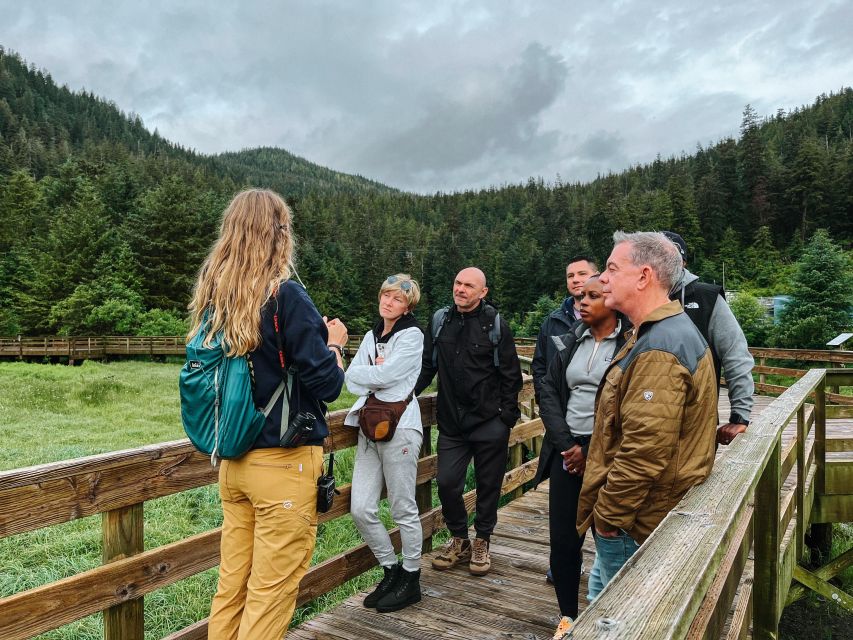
[
  {"xmin": 667, "ymin": 173, "xmax": 702, "ymax": 258},
  {"xmin": 126, "ymin": 175, "xmax": 215, "ymax": 311},
  {"xmin": 774, "ymin": 230, "xmax": 853, "ymax": 348},
  {"xmin": 745, "ymin": 226, "xmax": 782, "ymax": 291}
]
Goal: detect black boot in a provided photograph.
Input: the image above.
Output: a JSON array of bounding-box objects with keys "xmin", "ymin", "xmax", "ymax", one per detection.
[
  {"xmin": 363, "ymin": 563, "xmax": 401, "ymax": 608},
  {"xmin": 376, "ymin": 567, "xmax": 421, "ymax": 612}
]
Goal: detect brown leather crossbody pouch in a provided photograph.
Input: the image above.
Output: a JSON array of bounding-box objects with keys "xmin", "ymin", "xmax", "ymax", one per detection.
[{"xmin": 358, "ymin": 394, "xmax": 412, "ymax": 442}]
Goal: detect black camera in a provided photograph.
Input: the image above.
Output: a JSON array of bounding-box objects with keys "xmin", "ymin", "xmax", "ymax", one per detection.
[
  {"xmin": 317, "ymin": 452, "xmax": 340, "ymax": 513},
  {"xmin": 279, "ymin": 411, "xmax": 316, "ymax": 448}
]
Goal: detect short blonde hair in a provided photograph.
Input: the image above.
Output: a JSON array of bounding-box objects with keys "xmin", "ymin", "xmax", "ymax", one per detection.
[{"xmin": 378, "ymin": 273, "xmax": 421, "ymax": 311}]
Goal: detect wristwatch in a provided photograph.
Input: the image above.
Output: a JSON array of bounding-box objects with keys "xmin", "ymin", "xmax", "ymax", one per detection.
[
  {"xmin": 328, "ymin": 344, "xmax": 344, "ymax": 355},
  {"xmin": 729, "ymin": 412, "xmax": 749, "ymax": 426}
]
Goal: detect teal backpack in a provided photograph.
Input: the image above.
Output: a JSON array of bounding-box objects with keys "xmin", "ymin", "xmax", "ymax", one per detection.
[{"xmin": 179, "ymin": 319, "xmax": 288, "ymax": 465}]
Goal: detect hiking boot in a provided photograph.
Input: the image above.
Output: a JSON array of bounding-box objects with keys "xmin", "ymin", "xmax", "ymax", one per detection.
[
  {"xmin": 376, "ymin": 567, "xmax": 421, "ymax": 612},
  {"xmin": 469, "ymin": 538, "xmax": 491, "ymax": 576},
  {"xmin": 431, "ymin": 536, "xmax": 471, "ymax": 570},
  {"xmin": 551, "ymin": 616, "xmax": 574, "ymax": 639},
  {"xmin": 363, "ymin": 563, "xmax": 400, "ymax": 608}
]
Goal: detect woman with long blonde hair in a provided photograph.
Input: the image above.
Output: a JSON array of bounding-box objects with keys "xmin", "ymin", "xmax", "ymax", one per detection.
[{"xmin": 190, "ymin": 189, "xmax": 347, "ymax": 640}]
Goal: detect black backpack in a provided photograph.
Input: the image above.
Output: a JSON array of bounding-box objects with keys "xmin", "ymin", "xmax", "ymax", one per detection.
[{"xmin": 430, "ymin": 304, "xmax": 501, "ymax": 368}]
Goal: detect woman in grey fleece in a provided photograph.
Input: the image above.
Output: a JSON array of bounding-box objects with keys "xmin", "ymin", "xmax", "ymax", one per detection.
[{"xmin": 345, "ymin": 274, "xmax": 425, "ymax": 613}]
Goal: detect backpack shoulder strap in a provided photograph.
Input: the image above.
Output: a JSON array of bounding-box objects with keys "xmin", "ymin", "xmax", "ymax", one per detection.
[
  {"xmin": 483, "ymin": 305, "xmax": 501, "ymax": 368},
  {"xmin": 430, "ymin": 306, "xmax": 451, "ymax": 369}
]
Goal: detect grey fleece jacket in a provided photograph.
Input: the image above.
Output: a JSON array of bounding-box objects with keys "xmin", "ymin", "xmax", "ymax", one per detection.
[{"xmin": 671, "ymin": 270, "xmax": 755, "ymax": 422}]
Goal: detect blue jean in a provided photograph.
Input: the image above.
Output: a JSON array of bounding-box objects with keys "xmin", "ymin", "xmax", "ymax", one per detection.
[{"xmin": 587, "ymin": 530, "xmax": 640, "ymax": 601}]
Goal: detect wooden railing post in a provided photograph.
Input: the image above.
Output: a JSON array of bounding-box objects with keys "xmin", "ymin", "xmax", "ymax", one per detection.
[
  {"xmin": 754, "ymin": 436, "xmax": 782, "ymax": 640},
  {"xmin": 102, "ymin": 503, "xmax": 144, "ymax": 640},
  {"xmin": 815, "ymin": 377, "xmax": 826, "ymax": 496},
  {"xmin": 759, "ymin": 356, "xmax": 767, "ymax": 385},
  {"xmin": 796, "ymin": 405, "xmax": 806, "ymax": 561},
  {"xmin": 416, "ymin": 425, "xmax": 433, "ymax": 552},
  {"xmin": 508, "ymin": 437, "xmax": 524, "ymax": 500}
]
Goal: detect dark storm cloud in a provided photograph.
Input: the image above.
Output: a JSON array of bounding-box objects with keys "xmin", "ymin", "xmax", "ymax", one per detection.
[{"xmin": 1, "ymin": 1, "xmax": 852, "ymax": 192}]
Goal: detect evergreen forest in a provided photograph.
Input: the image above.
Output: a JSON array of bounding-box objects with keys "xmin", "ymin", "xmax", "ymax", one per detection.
[{"xmin": 0, "ymin": 47, "xmax": 851, "ymax": 346}]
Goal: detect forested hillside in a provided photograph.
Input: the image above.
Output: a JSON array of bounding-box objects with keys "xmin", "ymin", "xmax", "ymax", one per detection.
[{"xmin": 1, "ymin": 46, "xmax": 851, "ymax": 340}]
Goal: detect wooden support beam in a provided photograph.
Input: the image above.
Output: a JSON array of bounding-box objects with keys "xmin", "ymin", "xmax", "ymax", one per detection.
[
  {"xmin": 102, "ymin": 503, "xmax": 144, "ymax": 640},
  {"xmin": 791, "ymin": 565, "xmax": 853, "ymax": 612},
  {"xmin": 753, "ymin": 437, "xmax": 781, "ymax": 640},
  {"xmin": 815, "ymin": 379, "xmax": 826, "ymax": 497},
  {"xmin": 416, "ymin": 425, "xmax": 433, "ymax": 552},
  {"xmin": 796, "ymin": 405, "xmax": 806, "ymax": 561},
  {"xmin": 787, "ymin": 547, "xmax": 853, "ymax": 606}
]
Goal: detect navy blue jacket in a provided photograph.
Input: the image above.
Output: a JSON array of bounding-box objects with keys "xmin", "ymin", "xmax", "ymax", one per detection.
[
  {"xmin": 250, "ymin": 280, "xmax": 344, "ymax": 447},
  {"xmin": 532, "ymin": 298, "xmax": 579, "ymax": 402}
]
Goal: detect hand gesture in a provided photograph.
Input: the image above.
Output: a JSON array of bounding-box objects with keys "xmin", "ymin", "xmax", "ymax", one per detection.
[{"xmin": 325, "ymin": 317, "xmax": 348, "ymax": 347}]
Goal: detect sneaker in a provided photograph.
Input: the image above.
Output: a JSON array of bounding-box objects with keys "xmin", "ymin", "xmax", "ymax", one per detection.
[
  {"xmin": 363, "ymin": 563, "xmax": 400, "ymax": 608},
  {"xmin": 431, "ymin": 536, "xmax": 471, "ymax": 570},
  {"xmin": 376, "ymin": 567, "xmax": 421, "ymax": 613},
  {"xmin": 552, "ymin": 616, "xmax": 574, "ymax": 639},
  {"xmin": 469, "ymin": 538, "xmax": 491, "ymax": 576}
]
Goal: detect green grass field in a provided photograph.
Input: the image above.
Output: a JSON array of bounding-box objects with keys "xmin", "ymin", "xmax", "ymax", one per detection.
[{"xmin": 0, "ymin": 360, "xmax": 448, "ymax": 639}]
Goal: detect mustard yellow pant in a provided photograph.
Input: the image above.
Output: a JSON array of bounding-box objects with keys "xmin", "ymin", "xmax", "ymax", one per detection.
[{"xmin": 208, "ymin": 446, "xmax": 322, "ymax": 640}]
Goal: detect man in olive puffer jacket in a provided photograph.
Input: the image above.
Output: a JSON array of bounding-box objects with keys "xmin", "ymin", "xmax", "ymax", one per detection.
[{"xmin": 577, "ymin": 231, "xmax": 718, "ymax": 601}]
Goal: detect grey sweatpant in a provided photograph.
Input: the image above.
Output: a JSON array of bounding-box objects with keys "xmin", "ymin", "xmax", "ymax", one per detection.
[{"xmin": 351, "ymin": 428, "xmax": 423, "ymax": 572}]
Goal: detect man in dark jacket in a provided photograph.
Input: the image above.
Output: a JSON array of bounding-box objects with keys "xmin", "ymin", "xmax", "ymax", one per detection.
[
  {"xmin": 415, "ymin": 267, "xmax": 522, "ymax": 577},
  {"xmin": 662, "ymin": 232, "xmax": 754, "ymax": 445},
  {"xmin": 531, "ymin": 256, "xmax": 598, "ymax": 403}
]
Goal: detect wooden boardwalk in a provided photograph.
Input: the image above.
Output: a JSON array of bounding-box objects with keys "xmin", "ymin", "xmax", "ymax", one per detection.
[
  {"xmin": 291, "ymin": 483, "xmax": 563, "ymax": 640},
  {"xmin": 291, "ymin": 392, "xmax": 852, "ymax": 640}
]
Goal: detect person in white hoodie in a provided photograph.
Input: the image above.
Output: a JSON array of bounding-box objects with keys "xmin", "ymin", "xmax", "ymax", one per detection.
[{"xmin": 345, "ymin": 273, "xmax": 425, "ymax": 613}]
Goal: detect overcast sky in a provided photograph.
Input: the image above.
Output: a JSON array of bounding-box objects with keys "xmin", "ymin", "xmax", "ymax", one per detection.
[{"xmin": 3, "ymin": 1, "xmax": 852, "ymax": 193}]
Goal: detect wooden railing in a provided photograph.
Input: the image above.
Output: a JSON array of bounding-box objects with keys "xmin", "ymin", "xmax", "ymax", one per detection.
[
  {"xmin": 0, "ymin": 334, "xmax": 538, "ymax": 361},
  {"xmin": 750, "ymin": 347, "xmax": 853, "ymax": 404},
  {"xmin": 0, "ymin": 381, "xmax": 542, "ymax": 640},
  {"xmin": 0, "ymin": 336, "xmax": 187, "ymax": 359},
  {"xmin": 570, "ymin": 368, "xmax": 853, "ymax": 639}
]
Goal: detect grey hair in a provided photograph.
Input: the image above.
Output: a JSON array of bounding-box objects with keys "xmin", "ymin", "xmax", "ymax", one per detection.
[{"xmin": 612, "ymin": 231, "xmax": 684, "ymax": 290}]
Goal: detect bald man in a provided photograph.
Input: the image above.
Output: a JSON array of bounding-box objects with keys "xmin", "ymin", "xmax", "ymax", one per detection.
[{"xmin": 415, "ymin": 267, "xmax": 522, "ymax": 576}]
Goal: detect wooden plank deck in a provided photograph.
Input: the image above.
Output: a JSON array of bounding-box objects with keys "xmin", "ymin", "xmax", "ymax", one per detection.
[
  {"xmin": 290, "ymin": 482, "xmax": 564, "ymax": 640},
  {"xmin": 290, "ymin": 392, "xmax": 851, "ymax": 640}
]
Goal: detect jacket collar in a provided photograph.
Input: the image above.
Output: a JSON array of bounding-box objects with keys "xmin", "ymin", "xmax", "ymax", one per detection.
[
  {"xmin": 578, "ymin": 318, "xmax": 622, "ymax": 342},
  {"xmin": 452, "ymin": 300, "xmax": 488, "ymax": 320},
  {"xmin": 372, "ymin": 312, "xmax": 422, "ymax": 343},
  {"xmin": 631, "ymin": 300, "xmax": 683, "ymax": 339}
]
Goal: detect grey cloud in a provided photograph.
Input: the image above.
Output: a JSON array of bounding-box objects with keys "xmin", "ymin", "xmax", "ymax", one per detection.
[
  {"xmin": 353, "ymin": 42, "xmax": 567, "ymax": 183},
  {"xmin": 578, "ymin": 130, "xmax": 625, "ymax": 162}
]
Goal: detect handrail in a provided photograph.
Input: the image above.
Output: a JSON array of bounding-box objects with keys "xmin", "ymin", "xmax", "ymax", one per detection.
[
  {"xmin": 3, "ymin": 336, "xmax": 851, "ymax": 369},
  {"xmin": 750, "ymin": 347, "xmax": 853, "ymax": 365},
  {"xmin": 569, "ymin": 368, "xmax": 845, "ymax": 639}
]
